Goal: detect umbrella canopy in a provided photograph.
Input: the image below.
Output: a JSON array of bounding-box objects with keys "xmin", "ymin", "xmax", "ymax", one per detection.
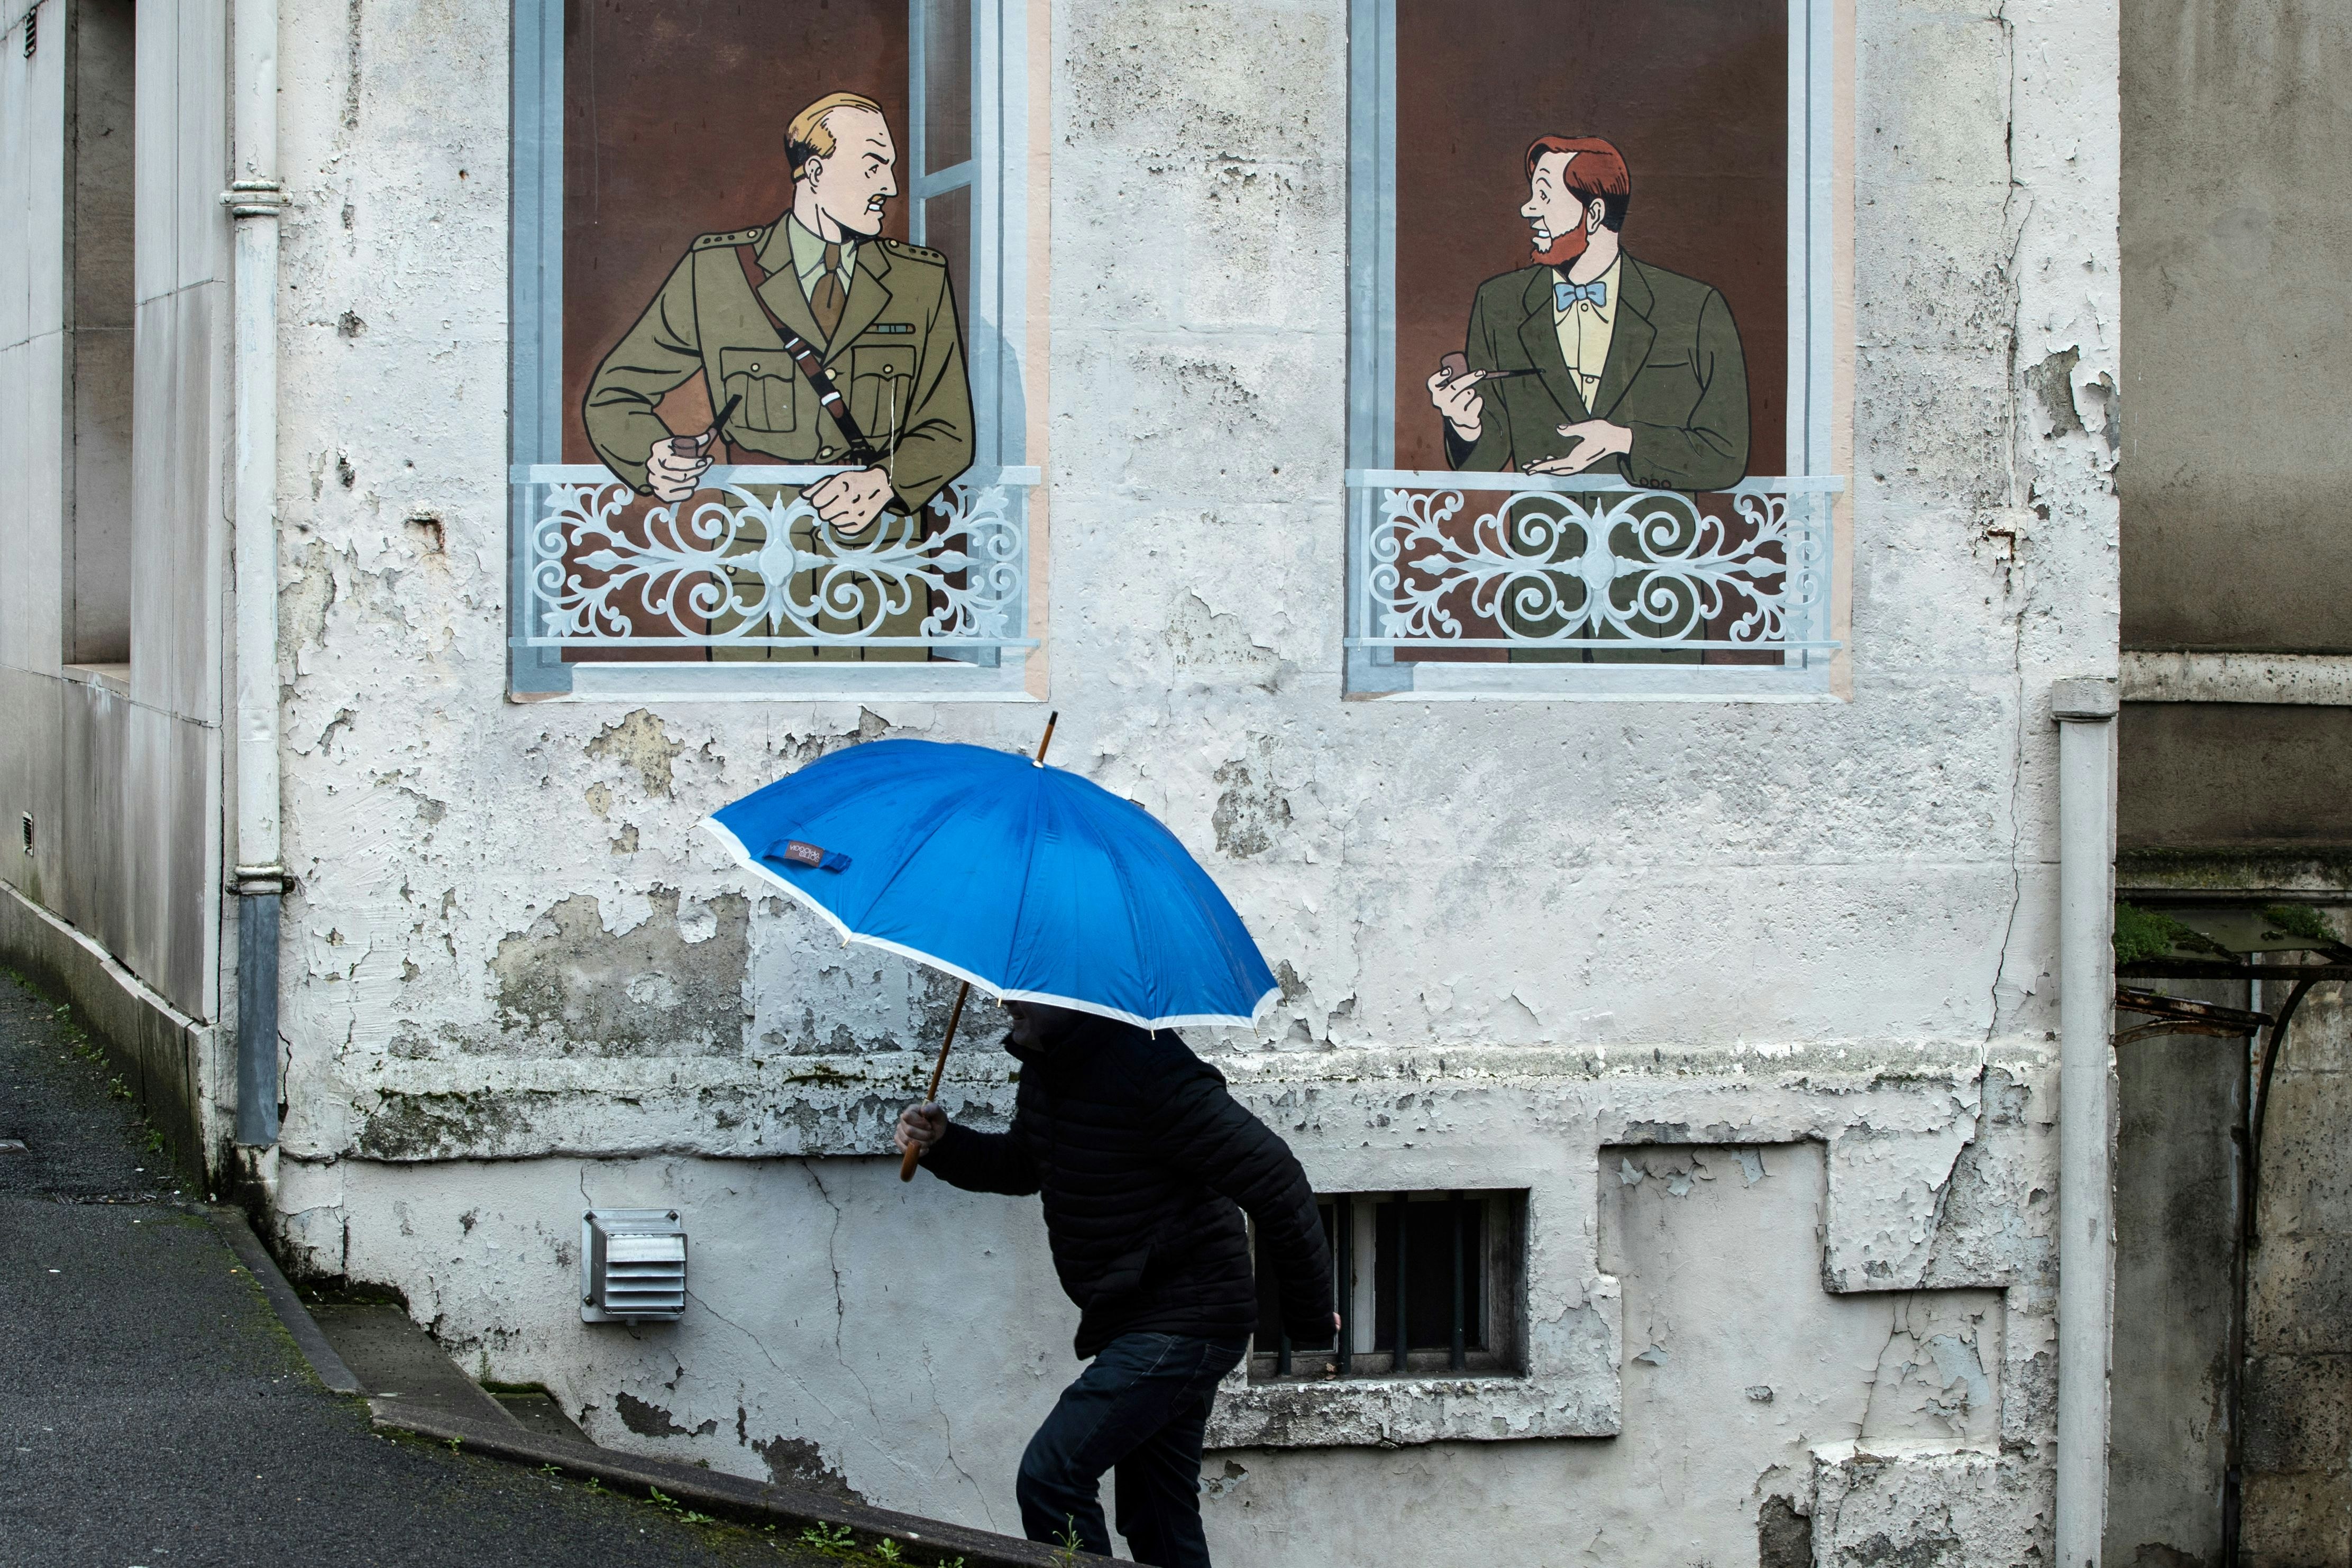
[{"xmin": 699, "ymin": 738, "xmax": 1278, "ymax": 1029}]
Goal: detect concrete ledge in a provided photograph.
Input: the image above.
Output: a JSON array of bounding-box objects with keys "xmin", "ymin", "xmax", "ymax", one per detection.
[
  {"xmin": 2052, "ymin": 676, "xmax": 2119, "ymax": 721},
  {"xmin": 213, "ymin": 1180, "xmax": 1103, "ymax": 1567},
  {"xmin": 364, "ymin": 1402, "xmax": 1106, "ymax": 1567},
  {"xmin": 2121, "ymin": 650, "xmax": 2352, "ymax": 705},
  {"xmin": 208, "ymin": 1206, "xmax": 364, "ymax": 1395},
  {"xmin": 2118, "ymin": 847, "xmax": 2352, "ymax": 897},
  {"xmin": 0, "ymin": 883, "xmax": 220, "ymax": 1179}
]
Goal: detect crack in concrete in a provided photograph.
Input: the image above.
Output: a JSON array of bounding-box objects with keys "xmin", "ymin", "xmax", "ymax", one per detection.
[
  {"xmin": 683, "ymin": 1288, "xmax": 854, "ymax": 1431},
  {"xmin": 1916, "ymin": 1081, "xmax": 1988, "ymax": 1287},
  {"xmin": 799, "ymin": 1162, "xmax": 913, "ymax": 1481},
  {"xmin": 1984, "ymin": 0, "xmax": 2035, "ymax": 1058},
  {"xmin": 921, "ymin": 1338, "xmax": 995, "ymax": 1529}
]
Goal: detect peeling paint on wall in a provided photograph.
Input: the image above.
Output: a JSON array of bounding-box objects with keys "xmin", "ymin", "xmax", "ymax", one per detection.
[
  {"xmin": 584, "ymin": 710, "xmax": 685, "ymax": 801},
  {"xmin": 238, "ymin": 0, "xmax": 2125, "ymax": 1558},
  {"xmin": 488, "ymin": 889, "xmax": 751, "ymax": 1058}
]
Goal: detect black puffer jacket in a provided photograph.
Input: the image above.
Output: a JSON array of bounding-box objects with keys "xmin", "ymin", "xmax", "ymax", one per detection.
[{"xmin": 923, "ymin": 1013, "xmax": 1333, "ymax": 1359}]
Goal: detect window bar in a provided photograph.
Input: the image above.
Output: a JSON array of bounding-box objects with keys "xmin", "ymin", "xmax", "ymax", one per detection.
[
  {"xmin": 1277, "ymin": 1328, "xmax": 1291, "ymax": 1377},
  {"xmin": 1391, "ymin": 1192, "xmax": 1409, "ymax": 1373},
  {"xmin": 1449, "ymin": 1190, "xmax": 1467, "ymax": 1373},
  {"xmin": 1334, "ymin": 1194, "xmax": 1353, "ymax": 1377}
]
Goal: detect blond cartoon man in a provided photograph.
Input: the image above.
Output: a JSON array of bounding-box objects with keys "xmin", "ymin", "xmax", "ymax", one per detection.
[{"xmin": 583, "ymin": 92, "xmax": 973, "ymax": 661}]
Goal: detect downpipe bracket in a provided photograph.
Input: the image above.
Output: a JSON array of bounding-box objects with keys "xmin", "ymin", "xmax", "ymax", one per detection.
[
  {"xmin": 220, "ymin": 179, "xmax": 288, "ymax": 219},
  {"xmin": 231, "ymin": 863, "xmax": 294, "ymax": 898}
]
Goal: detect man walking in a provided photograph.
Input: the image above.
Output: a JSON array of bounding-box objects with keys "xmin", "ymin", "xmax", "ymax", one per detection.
[{"xmin": 895, "ymin": 1001, "xmax": 1334, "ymax": 1568}]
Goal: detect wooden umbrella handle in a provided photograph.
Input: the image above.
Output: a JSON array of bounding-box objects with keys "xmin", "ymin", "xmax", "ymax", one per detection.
[{"xmin": 899, "ymin": 980, "xmax": 969, "ymax": 1181}]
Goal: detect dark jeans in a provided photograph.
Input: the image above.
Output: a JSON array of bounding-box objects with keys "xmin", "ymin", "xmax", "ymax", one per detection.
[{"xmin": 1015, "ymin": 1332, "xmax": 1249, "ymax": 1568}]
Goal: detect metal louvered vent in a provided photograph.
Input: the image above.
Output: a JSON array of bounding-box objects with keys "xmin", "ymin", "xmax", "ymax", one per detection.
[{"xmin": 581, "ymin": 1209, "xmax": 688, "ymax": 1323}]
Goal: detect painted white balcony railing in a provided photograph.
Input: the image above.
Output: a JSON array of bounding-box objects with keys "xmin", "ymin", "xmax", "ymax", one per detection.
[
  {"xmin": 511, "ymin": 464, "xmax": 1039, "ymax": 657},
  {"xmin": 1344, "ymin": 471, "xmax": 1844, "ymax": 695}
]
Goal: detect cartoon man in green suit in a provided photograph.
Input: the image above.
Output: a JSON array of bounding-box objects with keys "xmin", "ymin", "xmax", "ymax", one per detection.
[
  {"xmin": 1425, "ymin": 135, "xmax": 1750, "ymax": 661},
  {"xmin": 583, "ymin": 91, "xmax": 973, "ymax": 661},
  {"xmin": 1427, "ymin": 135, "xmax": 1749, "ymax": 493}
]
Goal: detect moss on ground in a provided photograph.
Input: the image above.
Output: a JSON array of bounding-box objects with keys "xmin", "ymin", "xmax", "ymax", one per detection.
[
  {"xmin": 2257, "ymin": 902, "xmax": 2334, "ymax": 943},
  {"xmin": 2113, "ymin": 903, "xmax": 2209, "ymax": 965}
]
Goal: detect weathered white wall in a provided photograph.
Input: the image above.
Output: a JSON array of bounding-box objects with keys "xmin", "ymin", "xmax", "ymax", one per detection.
[
  {"xmin": 258, "ymin": 0, "xmax": 2119, "ymax": 1560},
  {"xmin": 277, "ymin": 1056, "xmax": 2055, "ymax": 1565},
  {"xmin": 0, "ymin": 0, "xmax": 72, "ymax": 714}
]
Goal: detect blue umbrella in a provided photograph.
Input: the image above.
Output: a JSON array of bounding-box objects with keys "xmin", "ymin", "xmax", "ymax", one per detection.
[{"xmin": 698, "ymin": 719, "xmax": 1279, "ymax": 1174}]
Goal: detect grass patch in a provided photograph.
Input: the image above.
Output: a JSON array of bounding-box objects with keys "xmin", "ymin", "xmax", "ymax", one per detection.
[
  {"xmin": 2114, "ymin": 903, "xmax": 2216, "ymax": 965},
  {"xmin": 447, "ymin": 1454, "xmax": 973, "ymax": 1566},
  {"xmin": 297, "ymin": 1279, "xmax": 411, "ymax": 1309},
  {"xmin": 790, "ymin": 1521, "xmax": 965, "ymax": 1567},
  {"xmin": 2258, "ymin": 902, "xmax": 2334, "ymax": 944}
]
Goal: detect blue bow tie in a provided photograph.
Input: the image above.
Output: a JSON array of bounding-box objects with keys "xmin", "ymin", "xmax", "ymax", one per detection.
[{"xmin": 1555, "ymin": 279, "xmax": 1608, "ymax": 311}]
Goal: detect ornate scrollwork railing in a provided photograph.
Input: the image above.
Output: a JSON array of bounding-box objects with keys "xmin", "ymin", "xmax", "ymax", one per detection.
[
  {"xmin": 1345, "ymin": 471, "xmax": 1842, "ymax": 658},
  {"xmin": 512, "ymin": 464, "xmax": 1037, "ymax": 651}
]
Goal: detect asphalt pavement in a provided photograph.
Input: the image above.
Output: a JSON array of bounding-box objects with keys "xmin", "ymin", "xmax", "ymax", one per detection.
[{"xmin": 0, "ymin": 970, "xmax": 841, "ymax": 1568}]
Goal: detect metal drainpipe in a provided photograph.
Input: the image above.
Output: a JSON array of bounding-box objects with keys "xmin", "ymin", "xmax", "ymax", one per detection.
[
  {"xmin": 225, "ymin": 0, "xmax": 286, "ymax": 1147},
  {"xmin": 2052, "ymin": 676, "xmax": 2119, "ymax": 1568}
]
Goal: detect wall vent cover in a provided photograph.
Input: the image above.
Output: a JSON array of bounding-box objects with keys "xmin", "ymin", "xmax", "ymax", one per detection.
[{"xmin": 581, "ymin": 1208, "xmax": 688, "ymax": 1323}]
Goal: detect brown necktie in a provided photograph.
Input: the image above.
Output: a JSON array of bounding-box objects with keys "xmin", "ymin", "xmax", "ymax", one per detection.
[{"xmin": 811, "ymin": 243, "xmax": 846, "ymax": 341}]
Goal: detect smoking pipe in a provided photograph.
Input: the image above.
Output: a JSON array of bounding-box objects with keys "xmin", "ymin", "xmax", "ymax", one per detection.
[{"xmin": 1437, "ymin": 351, "xmax": 1538, "ymax": 386}]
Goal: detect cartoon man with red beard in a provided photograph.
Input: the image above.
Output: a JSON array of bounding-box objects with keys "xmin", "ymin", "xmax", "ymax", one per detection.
[{"xmin": 1427, "ymin": 136, "xmax": 1750, "ymax": 492}]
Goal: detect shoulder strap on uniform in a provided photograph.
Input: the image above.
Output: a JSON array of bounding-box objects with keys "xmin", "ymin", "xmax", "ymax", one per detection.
[{"xmin": 733, "ymin": 244, "xmax": 877, "ymax": 464}]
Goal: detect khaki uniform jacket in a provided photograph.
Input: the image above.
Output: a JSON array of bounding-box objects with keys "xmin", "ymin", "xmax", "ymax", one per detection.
[
  {"xmin": 1445, "ymin": 252, "xmax": 1750, "ymax": 493},
  {"xmin": 583, "ymin": 218, "xmax": 975, "ymax": 514}
]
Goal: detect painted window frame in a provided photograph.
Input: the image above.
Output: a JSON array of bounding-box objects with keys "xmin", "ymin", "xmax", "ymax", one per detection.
[
  {"xmin": 1342, "ymin": 0, "xmax": 1848, "ymax": 701},
  {"xmin": 506, "ymin": 0, "xmax": 1037, "ymax": 701}
]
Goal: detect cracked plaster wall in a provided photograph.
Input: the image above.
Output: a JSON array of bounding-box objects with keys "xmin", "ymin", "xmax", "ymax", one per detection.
[
  {"xmin": 271, "ymin": 1084, "xmax": 2054, "ymax": 1565},
  {"xmin": 257, "ymin": 0, "xmax": 2117, "ymax": 1559},
  {"xmin": 1202, "ymin": 1137, "xmax": 2045, "ymax": 1567}
]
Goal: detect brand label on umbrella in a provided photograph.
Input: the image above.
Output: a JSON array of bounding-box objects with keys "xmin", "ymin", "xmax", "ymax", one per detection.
[{"xmin": 781, "ymin": 840, "xmax": 852, "ymax": 873}]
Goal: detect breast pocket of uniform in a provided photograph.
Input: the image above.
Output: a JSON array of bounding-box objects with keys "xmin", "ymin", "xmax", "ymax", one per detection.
[
  {"xmin": 849, "ymin": 345, "xmax": 918, "ymax": 441},
  {"xmin": 717, "ymin": 348, "xmax": 796, "ymax": 432}
]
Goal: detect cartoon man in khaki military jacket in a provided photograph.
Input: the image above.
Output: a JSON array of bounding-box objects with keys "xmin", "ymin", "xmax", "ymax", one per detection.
[{"xmin": 583, "ymin": 91, "xmax": 974, "ymax": 661}]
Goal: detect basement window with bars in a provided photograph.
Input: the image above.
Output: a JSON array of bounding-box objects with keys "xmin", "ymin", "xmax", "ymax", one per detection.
[{"xmin": 1252, "ymin": 1190, "xmax": 1525, "ymax": 1381}]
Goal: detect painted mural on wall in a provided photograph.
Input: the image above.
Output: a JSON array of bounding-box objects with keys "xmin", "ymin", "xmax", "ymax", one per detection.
[
  {"xmin": 1391, "ymin": 0, "xmax": 1786, "ymax": 482},
  {"xmin": 1367, "ymin": 0, "xmax": 1791, "ymax": 668},
  {"xmin": 581, "ymin": 91, "xmax": 973, "ymax": 531},
  {"xmin": 556, "ymin": 1, "xmax": 982, "ymax": 661},
  {"xmin": 1424, "ymin": 136, "xmax": 1751, "ymax": 493}
]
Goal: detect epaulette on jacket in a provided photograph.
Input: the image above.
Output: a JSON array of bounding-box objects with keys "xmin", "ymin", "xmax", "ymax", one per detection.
[
  {"xmin": 691, "ymin": 227, "xmax": 766, "ymax": 251},
  {"xmin": 882, "ymin": 238, "xmax": 946, "ymax": 264}
]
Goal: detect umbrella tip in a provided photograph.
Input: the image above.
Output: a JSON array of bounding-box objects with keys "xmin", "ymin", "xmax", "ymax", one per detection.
[{"xmin": 1032, "ymin": 711, "xmax": 1060, "ymax": 768}]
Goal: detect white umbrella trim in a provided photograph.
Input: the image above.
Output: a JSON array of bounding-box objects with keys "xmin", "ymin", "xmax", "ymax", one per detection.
[{"xmin": 697, "ymin": 816, "xmax": 1278, "ymax": 1032}]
